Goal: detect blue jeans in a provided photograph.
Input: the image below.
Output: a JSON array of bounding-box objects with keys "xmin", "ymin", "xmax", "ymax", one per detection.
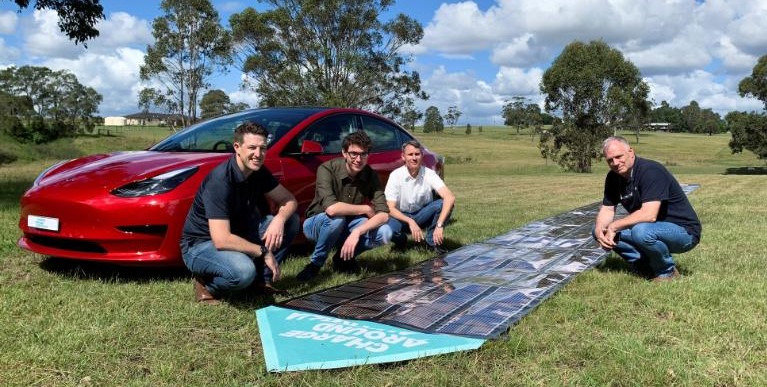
[
  {"xmin": 386, "ymin": 199, "xmax": 450, "ymax": 247},
  {"xmin": 181, "ymin": 213, "xmax": 299, "ymax": 296},
  {"xmin": 595, "ymin": 221, "xmax": 698, "ymax": 277},
  {"xmin": 303, "ymin": 213, "xmax": 392, "ymax": 266}
]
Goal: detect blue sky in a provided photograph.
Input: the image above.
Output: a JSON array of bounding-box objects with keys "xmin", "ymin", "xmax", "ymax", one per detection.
[{"xmin": 2, "ymin": 0, "xmax": 766, "ymax": 124}]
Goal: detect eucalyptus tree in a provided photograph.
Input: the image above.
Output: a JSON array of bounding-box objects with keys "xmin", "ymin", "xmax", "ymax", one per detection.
[
  {"xmin": 423, "ymin": 106, "xmax": 443, "ymax": 133},
  {"xmin": 140, "ymin": 0, "xmax": 231, "ymax": 126},
  {"xmin": 7, "ymin": 0, "xmax": 104, "ymax": 45},
  {"xmin": 229, "ymin": 0, "xmax": 427, "ymax": 121},
  {"xmin": 540, "ymin": 40, "xmax": 649, "ymax": 173}
]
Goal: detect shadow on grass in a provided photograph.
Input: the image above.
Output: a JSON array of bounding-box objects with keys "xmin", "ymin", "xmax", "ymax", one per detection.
[
  {"xmin": 723, "ymin": 166, "xmax": 767, "ymax": 175},
  {"xmin": 0, "ymin": 179, "xmax": 33, "ymax": 208},
  {"xmin": 39, "ymin": 257, "xmax": 190, "ymax": 283}
]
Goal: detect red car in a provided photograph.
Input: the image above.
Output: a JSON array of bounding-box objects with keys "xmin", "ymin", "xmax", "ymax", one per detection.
[{"xmin": 18, "ymin": 107, "xmax": 443, "ymax": 266}]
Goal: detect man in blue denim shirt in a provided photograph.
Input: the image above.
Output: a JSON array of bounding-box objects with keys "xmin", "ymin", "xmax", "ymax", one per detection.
[{"xmin": 594, "ymin": 136, "xmax": 701, "ymax": 281}]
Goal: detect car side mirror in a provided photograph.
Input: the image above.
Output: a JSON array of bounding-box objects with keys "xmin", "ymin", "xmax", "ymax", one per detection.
[{"xmin": 301, "ymin": 139, "xmax": 324, "ymax": 154}]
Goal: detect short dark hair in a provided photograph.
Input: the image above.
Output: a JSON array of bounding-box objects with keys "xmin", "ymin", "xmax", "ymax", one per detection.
[
  {"xmin": 342, "ymin": 130, "xmax": 372, "ymax": 152},
  {"xmin": 234, "ymin": 121, "xmax": 268, "ymax": 144},
  {"xmin": 401, "ymin": 139, "xmax": 422, "ymax": 152}
]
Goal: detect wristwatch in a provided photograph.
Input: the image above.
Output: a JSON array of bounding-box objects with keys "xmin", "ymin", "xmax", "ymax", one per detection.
[
  {"xmin": 255, "ymin": 245, "xmax": 269, "ymax": 260},
  {"xmin": 436, "ymin": 223, "xmax": 444, "ymax": 228}
]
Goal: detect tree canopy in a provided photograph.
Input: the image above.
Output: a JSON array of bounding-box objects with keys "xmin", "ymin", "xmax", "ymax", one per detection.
[
  {"xmin": 729, "ymin": 53, "xmax": 767, "ymax": 161},
  {"xmin": 540, "ymin": 40, "xmax": 649, "ymax": 172},
  {"xmin": 229, "ymin": 0, "xmax": 427, "ymax": 121},
  {"xmin": 422, "ymin": 106, "xmax": 443, "ymax": 133},
  {"xmin": 8, "ymin": 0, "xmax": 104, "ymax": 45},
  {"xmin": 0, "ymin": 65, "xmax": 102, "ymax": 142},
  {"xmin": 140, "ymin": 0, "xmax": 231, "ymax": 127}
]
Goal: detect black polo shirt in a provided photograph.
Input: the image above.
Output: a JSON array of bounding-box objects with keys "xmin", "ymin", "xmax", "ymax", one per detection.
[
  {"xmin": 182, "ymin": 156, "xmax": 278, "ymax": 245},
  {"xmin": 602, "ymin": 157, "xmax": 701, "ymax": 241}
]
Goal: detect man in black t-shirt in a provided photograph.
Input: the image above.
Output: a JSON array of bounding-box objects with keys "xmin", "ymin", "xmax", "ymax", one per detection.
[
  {"xmin": 181, "ymin": 122, "xmax": 298, "ymax": 304},
  {"xmin": 594, "ymin": 136, "xmax": 701, "ymax": 281}
]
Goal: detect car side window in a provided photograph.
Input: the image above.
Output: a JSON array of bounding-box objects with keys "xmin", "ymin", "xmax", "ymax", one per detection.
[
  {"xmin": 286, "ymin": 114, "xmax": 359, "ymax": 154},
  {"xmin": 359, "ymin": 115, "xmax": 406, "ymax": 152}
]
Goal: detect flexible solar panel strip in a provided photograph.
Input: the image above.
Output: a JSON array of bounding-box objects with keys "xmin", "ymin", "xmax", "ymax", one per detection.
[{"xmin": 281, "ymin": 185, "xmax": 699, "ymax": 339}]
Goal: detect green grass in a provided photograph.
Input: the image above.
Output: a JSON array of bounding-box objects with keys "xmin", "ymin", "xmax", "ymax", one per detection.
[{"xmin": 1, "ymin": 127, "xmax": 766, "ymax": 385}]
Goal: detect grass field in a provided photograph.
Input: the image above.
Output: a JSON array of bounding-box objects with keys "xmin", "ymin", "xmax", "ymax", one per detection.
[{"xmin": 1, "ymin": 127, "xmax": 766, "ymax": 386}]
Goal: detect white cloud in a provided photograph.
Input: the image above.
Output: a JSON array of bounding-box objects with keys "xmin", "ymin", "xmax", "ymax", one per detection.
[
  {"xmin": 23, "ymin": 9, "xmax": 85, "ymax": 59},
  {"xmin": 492, "ymin": 66, "xmax": 543, "ymax": 97},
  {"xmin": 0, "ymin": 37, "xmax": 20, "ymax": 64},
  {"xmin": 90, "ymin": 12, "xmax": 153, "ymax": 51},
  {"xmin": 647, "ymin": 70, "xmax": 762, "ymax": 116},
  {"xmin": 0, "ymin": 11, "xmax": 18, "ymax": 34}
]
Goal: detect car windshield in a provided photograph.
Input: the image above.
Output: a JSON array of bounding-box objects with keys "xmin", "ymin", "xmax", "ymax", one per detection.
[{"xmin": 149, "ymin": 109, "xmax": 318, "ymax": 152}]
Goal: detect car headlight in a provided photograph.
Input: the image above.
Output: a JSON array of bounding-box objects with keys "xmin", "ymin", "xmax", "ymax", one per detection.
[{"xmin": 111, "ymin": 166, "xmax": 199, "ymax": 197}]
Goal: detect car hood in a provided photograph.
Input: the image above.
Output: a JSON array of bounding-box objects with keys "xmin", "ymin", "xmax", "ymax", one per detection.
[{"xmin": 32, "ymin": 151, "xmax": 230, "ymax": 193}]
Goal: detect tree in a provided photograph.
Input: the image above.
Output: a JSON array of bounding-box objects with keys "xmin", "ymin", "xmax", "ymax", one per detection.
[
  {"xmin": 443, "ymin": 105, "xmax": 462, "ymax": 131},
  {"xmin": 727, "ymin": 111, "xmax": 767, "ymax": 160},
  {"xmin": 7, "ymin": 0, "xmax": 104, "ymax": 45},
  {"xmin": 229, "ymin": 0, "xmax": 428, "ymax": 121},
  {"xmin": 401, "ymin": 107, "xmax": 422, "ymax": 131},
  {"xmin": 0, "ymin": 65, "xmax": 101, "ymax": 140},
  {"xmin": 140, "ymin": 0, "xmax": 231, "ymax": 127},
  {"xmin": 739, "ymin": 54, "xmax": 767, "ymax": 111},
  {"xmin": 465, "ymin": 123, "xmax": 472, "ymax": 135},
  {"xmin": 649, "ymin": 100, "xmax": 684, "ymax": 132},
  {"xmin": 422, "ymin": 106, "xmax": 443, "ymax": 133},
  {"xmin": 199, "ymin": 89, "xmax": 231, "ymax": 119},
  {"xmin": 540, "ymin": 40, "xmax": 649, "ymax": 172},
  {"xmin": 502, "ymin": 96, "xmax": 526, "ymax": 134}
]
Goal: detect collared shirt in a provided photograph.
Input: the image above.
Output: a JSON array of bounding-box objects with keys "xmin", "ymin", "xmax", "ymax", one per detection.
[
  {"xmin": 384, "ymin": 165, "xmax": 446, "ymax": 213},
  {"xmin": 305, "ymin": 157, "xmax": 389, "ymax": 218},
  {"xmin": 182, "ymin": 156, "xmax": 278, "ymax": 244},
  {"xmin": 602, "ymin": 156, "xmax": 701, "ymax": 241}
]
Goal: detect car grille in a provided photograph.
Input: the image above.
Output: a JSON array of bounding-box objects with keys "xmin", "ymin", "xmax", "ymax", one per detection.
[{"xmin": 28, "ymin": 235, "xmax": 107, "ymax": 253}]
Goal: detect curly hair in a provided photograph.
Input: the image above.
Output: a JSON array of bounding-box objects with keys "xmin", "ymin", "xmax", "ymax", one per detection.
[{"xmin": 342, "ymin": 130, "xmax": 372, "ymax": 152}]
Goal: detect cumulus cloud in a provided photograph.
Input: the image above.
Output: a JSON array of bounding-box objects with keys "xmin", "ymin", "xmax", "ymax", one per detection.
[
  {"xmin": 0, "ymin": 37, "xmax": 20, "ymax": 64},
  {"xmin": 23, "ymin": 9, "xmax": 85, "ymax": 59},
  {"xmin": 492, "ymin": 66, "xmax": 544, "ymax": 97},
  {"xmin": 0, "ymin": 11, "xmax": 18, "ymax": 34}
]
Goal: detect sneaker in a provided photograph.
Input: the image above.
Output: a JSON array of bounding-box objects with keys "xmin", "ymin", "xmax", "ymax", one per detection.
[
  {"xmin": 193, "ymin": 277, "xmax": 221, "ymax": 305},
  {"xmin": 627, "ymin": 259, "xmax": 653, "ymax": 279},
  {"xmin": 296, "ymin": 263, "xmax": 321, "ymax": 282},
  {"xmin": 652, "ymin": 267, "xmax": 681, "ymax": 282},
  {"xmin": 332, "ymin": 252, "xmax": 361, "ymax": 274},
  {"xmin": 433, "ymin": 245, "xmax": 449, "ymax": 255},
  {"xmin": 392, "ymin": 234, "xmax": 408, "ymax": 251}
]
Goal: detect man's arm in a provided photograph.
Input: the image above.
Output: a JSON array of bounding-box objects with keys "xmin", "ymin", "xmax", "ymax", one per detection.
[
  {"xmin": 432, "ymin": 186, "xmax": 456, "ymax": 245},
  {"xmin": 325, "ymin": 202, "xmax": 375, "ymax": 218},
  {"xmin": 209, "ymin": 219, "xmax": 279, "ymax": 281},
  {"xmin": 339, "ymin": 211, "xmax": 389, "ymax": 260},
  {"xmin": 594, "ymin": 205, "xmax": 616, "ymax": 250},
  {"xmin": 607, "ymin": 201, "xmax": 660, "ymax": 232},
  {"xmin": 262, "ymin": 184, "xmax": 298, "ymax": 251},
  {"xmin": 387, "ymin": 200, "xmax": 424, "ymax": 242}
]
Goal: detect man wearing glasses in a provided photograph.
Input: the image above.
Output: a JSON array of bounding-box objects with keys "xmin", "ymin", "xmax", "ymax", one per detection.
[
  {"xmin": 594, "ymin": 136, "xmax": 701, "ymax": 282},
  {"xmin": 296, "ymin": 130, "xmax": 392, "ymax": 281}
]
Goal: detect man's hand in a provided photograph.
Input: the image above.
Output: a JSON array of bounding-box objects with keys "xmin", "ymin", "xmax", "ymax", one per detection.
[
  {"xmin": 262, "ymin": 217, "xmax": 285, "ymax": 252},
  {"xmin": 363, "ymin": 205, "xmax": 376, "ymax": 218},
  {"xmin": 340, "ymin": 231, "xmax": 361, "ymax": 260},
  {"xmin": 595, "ymin": 226, "xmax": 617, "ymax": 251},
  {"xmin": 433, "ymin": 225, "xmax": 445, "ymax": 246},
  {"xmin": 264, "ymin": 250, "xmax": 281, "ymax": 282},
  {"xmin": 408, "ymin": 219, "xmax": 423, "ymax": 242}
]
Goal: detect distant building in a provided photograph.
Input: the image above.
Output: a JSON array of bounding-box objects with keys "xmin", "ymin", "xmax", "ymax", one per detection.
[
  {"xmin": 104, "ymin": 116, "xmax": 126, "ymax": 126},
  {"xmin": 646, "ymin": 122, "xmax": 671, "ymax": 131},
  {"xmin": 123, "ymin": 112, "xmax": 179, "ymax": 126}
]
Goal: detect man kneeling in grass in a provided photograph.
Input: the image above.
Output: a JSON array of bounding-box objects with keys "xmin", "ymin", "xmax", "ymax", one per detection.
[{"xmin": 593, "ymin": 136, "xmax": 701, "ymax": 281}]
